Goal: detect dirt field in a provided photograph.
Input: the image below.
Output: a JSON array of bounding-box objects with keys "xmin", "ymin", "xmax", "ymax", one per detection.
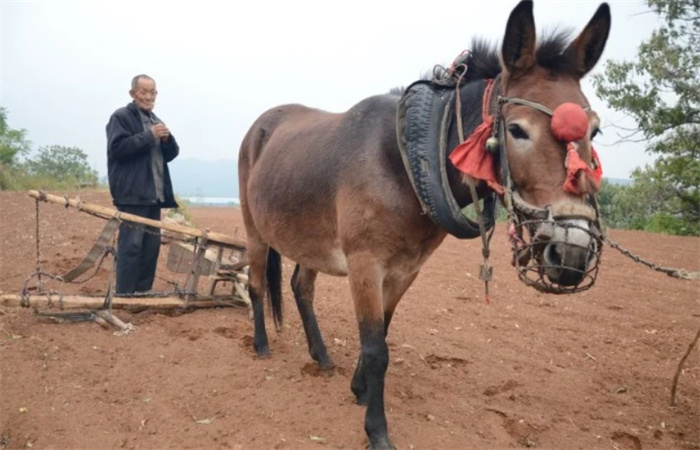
[{"xmin": 1, "ymin": 190, "xmax": 698, "ymax": 450}]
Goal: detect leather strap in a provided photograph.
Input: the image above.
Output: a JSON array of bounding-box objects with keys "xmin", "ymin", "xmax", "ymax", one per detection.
[{"xmin": 60, "ymin": 218, "xmax": 120, "ymax": 282}]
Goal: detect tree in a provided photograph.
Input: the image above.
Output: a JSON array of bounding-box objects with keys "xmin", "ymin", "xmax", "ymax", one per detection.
[
  {"xmin": 0, "ymin": 107, "xmax": 31, "ymax": 166},
  {"xmin": 0, "ymin": 107, "xmax": 32, "ymax": 189},
  {"xmin": 593, "ymin": 0, "xmax": 699, "ymax": 235},
  {"xmin": 597, "ymin": 172, "xmax": 694, "ymax": 234},
  {"xmin": 24, "ymin": 145, "xmax": 98, "ymax": 187}
]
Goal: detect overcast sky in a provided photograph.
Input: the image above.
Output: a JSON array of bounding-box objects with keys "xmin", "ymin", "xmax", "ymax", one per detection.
[{"xmin": 2, "ymin": 0, "xmax": 660, "ymax": 179}]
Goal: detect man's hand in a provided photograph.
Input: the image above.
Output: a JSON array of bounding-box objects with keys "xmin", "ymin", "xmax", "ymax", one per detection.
[{"xmin": 150, "ymin": 123, "xmax": 170, "ymax": 141}]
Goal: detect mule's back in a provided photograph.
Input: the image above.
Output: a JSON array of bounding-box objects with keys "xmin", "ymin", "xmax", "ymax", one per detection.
[{"xmin": 238, "ymin": 95, "xmax": 441, "ymax": 276}]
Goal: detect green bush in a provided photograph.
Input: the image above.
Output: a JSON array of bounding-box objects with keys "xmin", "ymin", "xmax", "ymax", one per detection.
[
  {"xmin": 23, "ymin": 145, "xmax": 98, "ymax": 188},
  {"xmin": 645, "ymin": 212, "xmax": 698, "ymax": 236}
]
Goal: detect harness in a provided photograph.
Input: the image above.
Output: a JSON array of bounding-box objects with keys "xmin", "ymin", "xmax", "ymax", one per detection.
[{"xmin": 396, "ymin": 80, "xmax": 497, "ymax": 239}]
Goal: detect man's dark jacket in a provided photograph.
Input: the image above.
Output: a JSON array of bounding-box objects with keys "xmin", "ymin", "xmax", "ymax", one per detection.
[{"xmin": 106, "ymin": 102, "xmax": 179, "ymax": 208}]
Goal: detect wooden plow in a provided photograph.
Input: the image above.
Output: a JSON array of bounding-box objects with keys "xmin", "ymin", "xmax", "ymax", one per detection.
[{"xmin": 0, "ymin": 190, "xmax": 251, "ymax": 330}]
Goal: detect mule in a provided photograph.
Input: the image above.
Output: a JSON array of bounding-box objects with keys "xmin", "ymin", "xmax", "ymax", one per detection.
[{"xmin": 238, "ymin": 1, "xmax": 611, "ymax": 448}]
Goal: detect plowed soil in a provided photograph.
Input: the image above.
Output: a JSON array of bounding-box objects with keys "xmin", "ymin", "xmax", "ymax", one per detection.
[{"xmin": 1, "ymin": 190, "xmax": 698, "ymax": 450}]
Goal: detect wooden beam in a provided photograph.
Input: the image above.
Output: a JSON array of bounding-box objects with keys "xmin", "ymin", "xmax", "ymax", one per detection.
[
  {"xmin": 0, "ymin": 294, "xmax": 248, "ymax": 311},
  {"xmin": 27, "ymin": 190, "xmax": 246, "ymax": 251},
  {"xmin": 94, "ymin": 310, "xmax": 131, "ymax": 331}
]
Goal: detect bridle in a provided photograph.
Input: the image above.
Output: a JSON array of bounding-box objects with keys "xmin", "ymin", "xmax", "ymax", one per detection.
[
  {"xmin": 447, "ymin": 62, "xmax": 604, "ymax": 295},
  {"xmin": 490, "ymin": 90, "xmax": 604, "ymax": 294}
]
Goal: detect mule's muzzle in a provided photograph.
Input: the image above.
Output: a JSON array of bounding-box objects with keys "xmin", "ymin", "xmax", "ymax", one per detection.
[
  {"xmin": 541, "ymin": 225, "xmax": 599, "ymax": 286},
  {"xmin": 509, "ymin": 195, "xmax": 603, "ymax": 294}
]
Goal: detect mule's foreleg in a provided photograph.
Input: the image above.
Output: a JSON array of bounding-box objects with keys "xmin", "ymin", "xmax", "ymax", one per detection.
[
  {"xmin": 358, "ymin": 322, "xmax": 393, "ymax": 450},
  {"xmin": 348, "ymin": 256, "xmax": 394, "ymax": 450},
  {"xmin": 382, "ymin": 273, "xmax": 419, "ymax": 334},
  {"xmin": 351, "ymin": 352, "xmax": 368, "ymax": 406},
  {"xmin": 291, "ymin": 264, "xmax": 333, "ymax": 369},
  {"xmin": 352, "ymin": 273, "xmax": 419, "ymax": 407}
]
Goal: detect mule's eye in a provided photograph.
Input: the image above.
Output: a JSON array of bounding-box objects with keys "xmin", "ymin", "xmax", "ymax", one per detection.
[
  {"xmin": 591, "ymin": 127, "xmax": 602, "ymax": 140},
  {"xmin": 508, "ymin": 123, "xmax": 529, "ymax": 140}
]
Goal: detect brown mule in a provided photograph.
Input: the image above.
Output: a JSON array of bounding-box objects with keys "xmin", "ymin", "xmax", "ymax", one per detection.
[{"xmin": 238, "ymin": 1, "xmax": 611, "ymax": 448}]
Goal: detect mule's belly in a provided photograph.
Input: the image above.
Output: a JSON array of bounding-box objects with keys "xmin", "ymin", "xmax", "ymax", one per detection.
[
  {"xmin": 293, "ymin": 247, "xmax": 349, "ymax": 276},
  {"xmin": 249, "ymin": 205, "xmax": 349, "ymax": 276},
  {"xmin": 269, "ymin": 237, "xmax": 349, "ymax": 276}
]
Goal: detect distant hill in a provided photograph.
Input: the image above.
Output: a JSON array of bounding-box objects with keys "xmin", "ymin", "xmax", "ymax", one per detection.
[
  {"xmin": 167, "ymin": 157, "xmax": 632, "ymax": 198},
  {"xmin": 169, "ymin": 158, "xmax": 238, "ymax": 198},
  {"xmin": 605, "ymin": 177, "xmax": 633, "ymax": 186}
]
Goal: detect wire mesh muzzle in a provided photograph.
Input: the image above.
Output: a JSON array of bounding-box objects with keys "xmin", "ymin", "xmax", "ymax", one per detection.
[{"xmin": 509, "ymin": 215, "xmax": 603, "ymax": 294}]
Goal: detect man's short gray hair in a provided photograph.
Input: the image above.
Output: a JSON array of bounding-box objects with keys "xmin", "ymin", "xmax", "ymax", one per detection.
[{"xmin": 131, "ymin": 74, "xmax": 155, "ymax": 90}]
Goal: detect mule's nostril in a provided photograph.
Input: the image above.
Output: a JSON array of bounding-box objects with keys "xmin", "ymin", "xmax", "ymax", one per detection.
[
  {"xmin": 587, "ymin": 239, "xmax": 598, "ymax": 264},
  {"xmin": 544, "ymin": 243, "xmax": 561, "ymax": 267},
  {"xmin": 543, "ymin": 242, "xmax": 587, "ymax": 287},
  {"xmin": 516, "ymin": 219, "xmax": 601, "ymax": 294}
]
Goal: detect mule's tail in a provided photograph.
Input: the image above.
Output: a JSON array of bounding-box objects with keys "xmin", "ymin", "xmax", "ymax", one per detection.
[{"xmin": 266, "ymin": 248, "xmax": 283, "ymax": 330}]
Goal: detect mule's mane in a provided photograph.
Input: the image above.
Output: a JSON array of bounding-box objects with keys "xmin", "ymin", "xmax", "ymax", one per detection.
[
  {"xmin": 465, "ymin": 29, "xmax": 576, "ymax": 80},
  {"xmin": 390, "ymin": 29, "xmax": 576, "ymax": 95}
]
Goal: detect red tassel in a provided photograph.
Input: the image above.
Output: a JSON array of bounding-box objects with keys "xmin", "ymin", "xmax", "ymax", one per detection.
[
  {"xmin": 564, "ymin": 144, "xmax": 603, "ymax": 195},
  {"xmin": 449, "ymin": 116, "xmax": 505, "ymax": 195}
]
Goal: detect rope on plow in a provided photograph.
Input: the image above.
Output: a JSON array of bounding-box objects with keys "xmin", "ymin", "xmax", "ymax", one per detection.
[
  {"xmin": 670, "ymin": 325, "xmax": 700, "ymax": 407},
  {"xmin": 603, "ymin": 234, "xmax": 699, "ymax": 406}
]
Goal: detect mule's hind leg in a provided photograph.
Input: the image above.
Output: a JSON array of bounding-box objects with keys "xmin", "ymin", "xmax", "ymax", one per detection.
[
  {"xmin": 291, "ymin": 264, "xmax": 334, "ymax": 369},
  {"xmin": 351, "ymin": 273, "xmax": 418, "ymax": 407},
  {"xmin": 246, "ymin": 238, "xmax": 273, "ymax": 357}
]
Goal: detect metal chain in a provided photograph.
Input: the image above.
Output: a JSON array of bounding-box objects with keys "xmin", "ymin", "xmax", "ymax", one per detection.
[
  {"xmin": 19, "ymin": 266, "xmax": 196, "ymax": 303},
  {"xmin": 34, "ymin": 199, "xmax": 43, "ymax": 293},
  {"xmin": 605, "ymin": 236, "xmax": 700, "ymax": 280}
]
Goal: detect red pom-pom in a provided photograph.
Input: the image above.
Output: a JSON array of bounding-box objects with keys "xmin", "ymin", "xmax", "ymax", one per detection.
[{"xmin": 551, "ymin": 103, "xmax": 588, "ymax": 142}]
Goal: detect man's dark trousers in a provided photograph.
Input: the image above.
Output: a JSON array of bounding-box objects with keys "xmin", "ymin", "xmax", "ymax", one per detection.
[{"xmin": 116, "ymin": 205, "xmax": 161, "ymax": 294}]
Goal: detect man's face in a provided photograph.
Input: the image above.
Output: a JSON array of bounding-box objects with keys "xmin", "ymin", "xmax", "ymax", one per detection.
[{"xmin": 130, "ymin": 78, "xmax": 157, "ymax": 111}]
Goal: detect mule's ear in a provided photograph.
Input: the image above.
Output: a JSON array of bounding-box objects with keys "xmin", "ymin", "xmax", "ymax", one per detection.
[
  {"xmin": 566, "ymin": 3, "xmax": 611, "ymax": 77},
  {"xmin": 501, "ymin": 0, "xmax": 537, "ymax": 78}
]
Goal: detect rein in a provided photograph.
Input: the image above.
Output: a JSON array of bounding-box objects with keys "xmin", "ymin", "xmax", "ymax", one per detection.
[
  {"xmin": 500, "ymin": 97, "xmax": 557, "ymax": 115},
  {"xmin": 451, "ymin": 66, "xmax": 496, "ymax": 302}
]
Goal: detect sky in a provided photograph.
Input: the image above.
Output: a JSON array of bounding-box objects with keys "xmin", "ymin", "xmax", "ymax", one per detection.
[{"xmin": 2, "ymin": 0, "xmax": 661, "ymax": 180}]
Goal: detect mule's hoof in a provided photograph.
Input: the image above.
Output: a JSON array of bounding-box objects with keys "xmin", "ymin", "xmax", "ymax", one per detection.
[
  {"xmin": 319, "ymin": 359, "xmax": 335, "ymax": 372},
  {"xmin": 353, "ymin": 391, "xmax": 368, "ymax": 406},
  {"xmin": 351, "ymin": 378, "xmax": 368, "ymax": 405},
  {"xmin": 254, "ymin": 345, "xmax": 271, "ymax": 359},
  {"xmin": 368, "ymin": 437, "xmax": 395, "ymax": 450}
]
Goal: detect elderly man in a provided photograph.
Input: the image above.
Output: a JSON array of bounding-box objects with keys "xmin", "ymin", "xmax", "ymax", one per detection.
[{"xmin": 106, "ymin": 74, "xmax": 179, "ymax": 294}]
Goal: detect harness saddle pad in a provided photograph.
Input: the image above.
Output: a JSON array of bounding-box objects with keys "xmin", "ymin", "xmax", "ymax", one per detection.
[{"xmin": 396, "ymin": 80, "xmax": 495, "ymax": 239}]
